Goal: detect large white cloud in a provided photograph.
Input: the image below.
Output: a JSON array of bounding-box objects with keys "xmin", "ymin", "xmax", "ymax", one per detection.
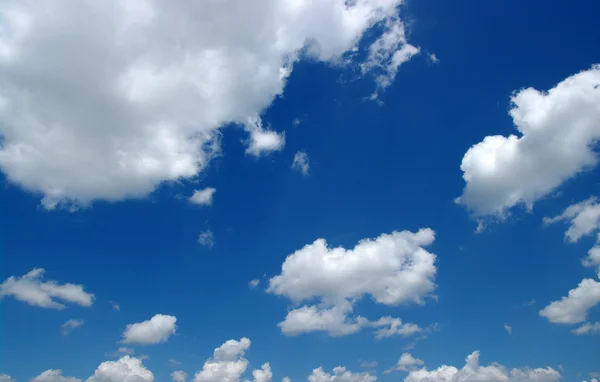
[
  {"xmin": 540, "ymin": 276, "xmax": 600, "ymax": 325},
  {"xmin": 87, "ymin": 356, "xmax": 154, "ymax": 382},
  {"xmin": 122, "ymin": 314, "xmax": 177, "ymax": 345},
  {"xmin": 404, "ymin": 351, "xmax": 560, "ymax": 382},
  {"xmin": 457, "ymin": 65, "xmax": 600, "ymax": 217},
  {"xmin": 544, "ymin": 197, "xmax": 600, "ymax": 269},
  {"xmin": 0, "ymin": 0, "xmax": 417, "ymax": 209},
  {"xmin": 31, "ymin": 370, "xmax": 81, "ymax": 382},
  {"xmin": 0, "ymin": 268, "xmax": 94, "ymax": 309},
  {"xmin": 268, "ymin": 229, "xmax": 437, "ymax": 337}
]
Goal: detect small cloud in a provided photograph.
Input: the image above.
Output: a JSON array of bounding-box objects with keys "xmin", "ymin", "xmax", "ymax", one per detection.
[
  {"xmin": 171, "ymin": 370, "xmax": 187, "ymax": 382},
  {"xmin": 121, "ymin": 314, "xmax": 177, "ymax": 345},
  {"xmin": 385, "ymin": 353, "xmax": 424, "ymax": 374},
  {"xmin": 360, "ymin": 361, "xmax": 378, "ymax": 368},
  {"xmin": 244, "ymin": 116, "xmax": 285, "ymax": 156},
  {"xmin": 475, "ymin": 220, "xmax": 486, "ymax": 234},
  {"xmin": 525, "ymin": 298, "xmax": 536, "ymax": 306},
  {"xmin": 168, "ymin": 359, "xmax": 182, "ymax": 367},
  {"xmin": 504, "ymin": 323, "xmax": 512, "ymax": 335},
  {"xmin": 249, "ymin": 279, "xmax": 260, "ymax": 289},
  {"xmin": 428, "ymin": 53, "xmax": 439, "ymax": 64},
  {"xmin": 61, "ymin": 319, "xmax": 84, "ymax": 336},
  {"xmin": 138, "ymin": 355, "xmax": 150, "ymax": 360},
  {"xmin": 110, "ymin": 347, "xmax": 135, "ymax": 357},
  {"xmin": 291, "ymin": 151, "xmax": 310, "ymax": 176},
  {"xmin": 198, "ymin": 230, "xmax": 215, "ymax": 248},
  {"xmin": 109, "ymin": 301, "xmax": 120, "ymax": 311},
  {"xmin": 292, "ymin": 118, "xmax": 302, "ymax": 127},
  {"xmin": 189, "ymin": 188, "xmax": 216, "ymax": 206}
]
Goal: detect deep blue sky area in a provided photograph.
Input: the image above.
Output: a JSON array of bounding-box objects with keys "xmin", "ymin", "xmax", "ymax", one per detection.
[{"xmin": 1, "ymin": 0, "xmax": 599, "ymax": 381}]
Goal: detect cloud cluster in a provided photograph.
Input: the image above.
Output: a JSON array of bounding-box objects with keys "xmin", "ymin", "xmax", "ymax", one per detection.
[
  {"xmin": 122, "ymin": 314, "xmax": 177, "ymax": 345},
  {"xmin": 268, "ymin": 229, "xmax": 437, "ymax": 337},
  {"xmin": 0, "ymin": 268, "xmax": 94, "ymax": 309},
  {"xmin": 404, "ymin": 351, "xmax": 560, "ymax": 382},
  {"xmin": 385, "ymin": 353, "xmax": 424, "ymax": 373},
  {"xmin": 457, "ymin": 65, "xmax": 600, "ymax": 217},
  {"xmin": 0, "ymin": 0, "xmax": 416, "ymax": 209},
  {"xmin": 87, "ymin": 356, "xmax": 154, "ymax": 382}
]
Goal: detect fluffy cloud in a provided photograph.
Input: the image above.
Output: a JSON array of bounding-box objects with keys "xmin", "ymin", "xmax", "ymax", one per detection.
[
  {"xmin": 0, "ymin": 0, "xmax": 415, "ymax": 209},
  {"xmin": 0, "ymin": 374, "xmax": 14, "ymax": 382},
  {"xmin": 572, "ymin": 321, "xmax": 600, "ymax": 335},
  {"xmin": 385, "ymin": 353, "xmax": 424, "ymax": 373},
  {"xmin": 172, "ymin": 371, "xmax": 188, "ymax": 382},
  {"xmin": 244, "ymin": 116, "xmax": 285, "ymax": 157},
  {"xmin": 544, "ymin": 197, "xmax": 600, "ymax": 269},
  {"xmin": 251, "ymin": 364, "xmax": 273, "ymax": 382},
  {"xmin": 0, "ymin": 268, "xmax": 94, "ymax": 309},
  {"xmin": 193, "ymin": 337, "xmax": 251, "ymax": 382},
  {"xmin": 31, "ymin": 370, "xmax": 81, "ymax": 382},
  {"xmin": 539, "ymin": 277, "xmax": 600, "ymax": 324},
  {"xmin": 87, "ymin": 356, "xmax": 153, "ymax": 382},
  {"xmin": 198, "ymin": 230, "xmax": 215, "ymax": 248},
  {"xmin": 309, "ymin": 367, "xmax": 376, "ymax": 382},
  {"xmin": 268, "ymin": 229, "xmax": 437, "ymax": 337},
  {"xmin": 457, "ymin": 65, "xmax": 600, "ymax": 217},
  {"xmin": 122, "ymin": 314, "xmax": 177, "ymax": 345},
  {"xmin": 404, "ymin": 351, "xmax": 560, "ymax": 382},
  {"xmin": 291, "ymin": 151, "xmax": 310, "ymax": 175},
  {"xmin": 61, "ymin": 319, "xmax": 84, "ymax": 336},
  {"xmin": 189, "ymin": 188, "xmax": 216, "ymax": 206}
]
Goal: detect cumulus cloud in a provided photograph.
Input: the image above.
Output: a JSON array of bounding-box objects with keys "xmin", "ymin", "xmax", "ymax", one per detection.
[
  {"xmin": 252, "ymin": 364, "xmax": 273, "ymax": 382},
  {"xmin": 87, "ymin": 356, "xmax": 154, "ymax": 382},
  {"xmin": 31, "ymin": 370, "xmax": 81, "ymax": 382},
  {"xmin": 292, "ymin": 151, "xmax": 310, "ymax": 175},
  {"xmin": 309, "ymin": 367, "xmax": 376, "ymax": 382},
  {"xmin": 122, "ymin": 314, "xmax": 177, "ymax": 345},
  {"xmin": 268, "ymin": 229, "xmax": 437, "ymax": 337},
  {"xmin": 540, "ymin": 277, "xmax": 600, "ymax": 324},
  {"xmin": 385, "ymin": 353, "xmax": 424, "ymax": 373},
  {"xmin": 404, "ymin": 351, "xmax": 560, "ymax": 382},
  {"xmin": 172, "ymin": 371, "xmax": 188, "ymax": 382},
  {"xmin": 244, "ymin": 116, "xmax": 285, "ymax": 157},
  {"xmin": 193, "ymin": 337, "xmax": 251, "ymax": 382},
  {"xmin": 61, "ymin": 319, "xmax": 84, "ymax": 336},
  {"xmin": 457, "ymin": 65, "xmax": 600, "ymax": 217},
  {"xmin": 198, "ymin": 230, "xmax": 215, "ymax": 248},
  {"xmin": 544, "ymin": 197, "xmax": 600, "ymax": 269},
  {"xmin": 0, "ymin": 268, "xmax": 94, "ymax": 309},
  {"xmin": 189, "ymin": 188, "xmax": 216, "ymax": 206},
  {"xmin": 572, "ymin": 321, "xmax": 600, "ymax": 335},
  {"xmin": 0, "ymin": 0, "xmax": 415, "ymax": 209}
]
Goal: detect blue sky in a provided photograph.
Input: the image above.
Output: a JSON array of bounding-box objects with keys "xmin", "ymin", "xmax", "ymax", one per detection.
[{"xmin": 1, "ymin": 0, "xmax": 599, "ymax": 381}]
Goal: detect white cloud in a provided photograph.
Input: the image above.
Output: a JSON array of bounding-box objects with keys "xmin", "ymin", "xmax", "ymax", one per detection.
[
  {"xmin": 0, "ymin": 0, "xmax": 414, "ymax": 209},
  {"xmin": 244, "ymin": 116, "xmax": 285, "ymax": 157},
  {"xmin": 291, "ymin": 151, "xmax": 310, "ymax": 175},
  {"xmin": 572, "ymin": 321, "xmax": 600, "ymax": 335},
  {"xmin": 268, "ymin": 229, "xmax": 437, "ymax": 337},
  {"xmin": 252, "ymin": 363, "xmax": 273, "ymax": 382},
  {"xmin": 361, "ymin": 16, "xmax": 419, "ymax": 97},
  {"xmin": 189, "ymin": 188, "xmax": 216, "ymax": 206},
  {"xmin": 31, "ymin": 370, "xmax": 81, "ymax": 382},
  {"xmin": 172, "ymin": 371, "xmax": 188, "ymax": 382},
  {"xmin": 169, "ymin": 359, "xmax": 183, "ymax": 367},
  {"xmin": 198, "ymin": 230, "xmax": 215, "ymax": 248},
  {"xmin": 540, "ymin": 277, "xmax": 600, "ymax": 324},
  {"xmin": 193, "ymin": 337, "xmax": 251, "ymax": 382},
  {"xmin": 385, "ymin": 353, "xmax": 424, "ymax": 373},
  {"xmin": 0, "ymin": 268, "xmax": 94, "ymax": 309},
  {"xmin": 249, "ymin": 279, "xmax": 260, "ymax": 289},
  {"xmin": 360, "ymin": 362, "xmax": 378, "ymax": 369},
  {"xmin": 404, "ymin": 351, "xmax": 560, "ymax": 382},
  {"xmin": 370, "ymin": 316, "xmax": 422, "ymax": 339},
  {"xmin": 0, "ymin": 374, "xmax": 14, "ymax": 382},
  {"xmin": 87, "ymin": 356, "xmax": 154, "ymax": 382},
  {"xmin": 427, "ymin": 53, "xmax": 439, "ymax": 64},
  {"xmin": 456, "ymin": 65, "xmax": 600, "ymax": 217},
  {"xmin": 504, "ymin": 323, "xmax": 512, "ymax": 335},
  {"xmin": 122, "ymin": 314, "xmax": 177, "ymax": 345},
  {"xmin": 309, "ymin": 367, "xmax": 376, "ymax": 382},
  {"xmin": 61, "ymin": 319, "xmax": 84, "ymax": 336},
  {"xmin": 544, "ymin": 197, "xmax": 600, "ymax": 269}
]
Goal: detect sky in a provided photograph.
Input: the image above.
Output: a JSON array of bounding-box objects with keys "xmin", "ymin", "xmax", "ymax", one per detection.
[{"xmin": 1, "ymin": 0, "xmax": 600, "ymax": 381}]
